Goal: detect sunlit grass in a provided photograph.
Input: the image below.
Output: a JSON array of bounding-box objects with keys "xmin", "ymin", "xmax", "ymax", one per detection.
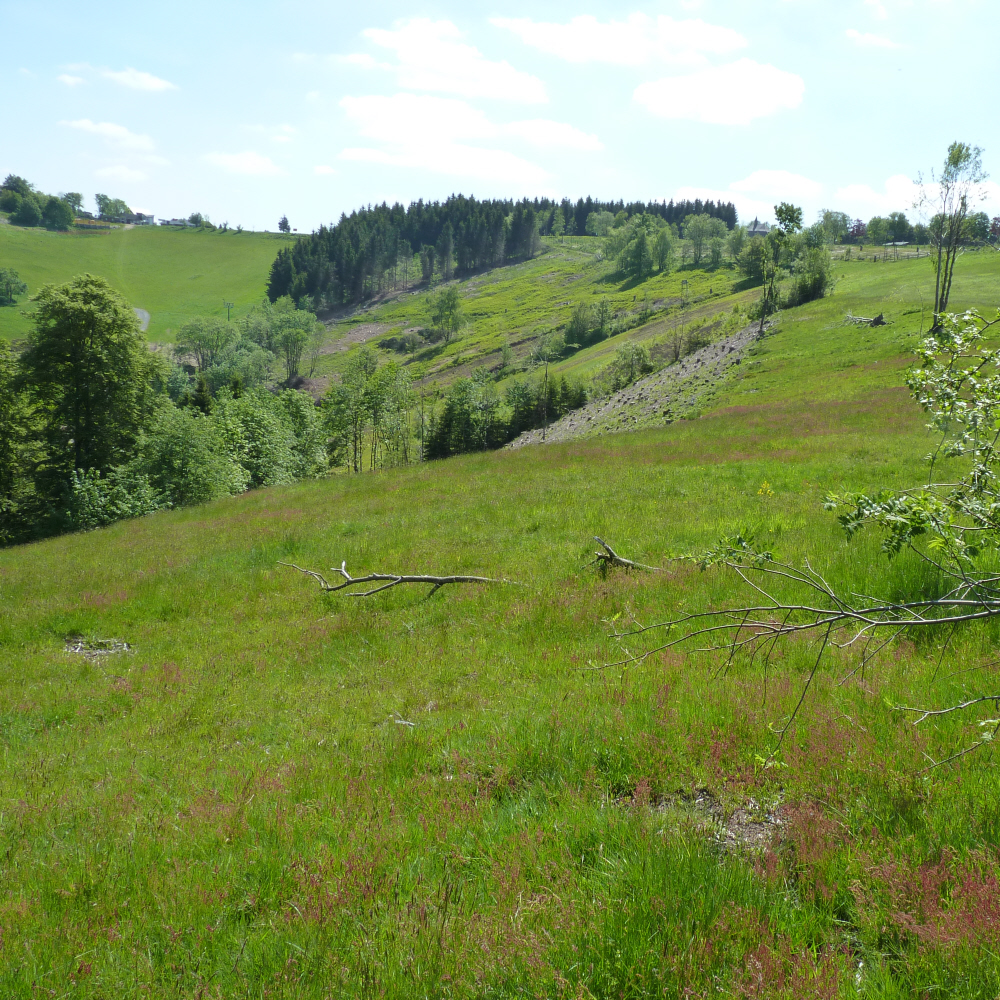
[
  {"xmin": 2, "ymin": 250, "xmax": 1000, "ymax": 996},
  {"xmin": 0, "ymin": 223, "xmax": 293, "ymax": 342}
]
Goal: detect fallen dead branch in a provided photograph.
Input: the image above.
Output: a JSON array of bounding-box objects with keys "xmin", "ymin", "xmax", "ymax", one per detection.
[
  {"xmin": 279, "ymin": 560, "xmax": 509, "ymax": 598},
  {"xmin": 846, "ymin": 312, "xmax": 887, "ymax": 327},
  {"xmin": 586, "ymin": 537, "xmax": 664, "ymax": 573}
]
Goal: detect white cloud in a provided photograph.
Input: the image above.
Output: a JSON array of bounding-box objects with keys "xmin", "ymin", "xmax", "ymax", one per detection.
[
  {"xmin": 205, "ymin": 151, "xmax": 285, "ymax": 177},
  {"xmin": 342, "ymin": 94, "xmax": 496, "ymax": 146},
  {"xmin": 339, "ymin": 93, "xmax": 552, "ymax": 186},
  {"xmin": 335, "ymin": 53, "xmax": 392, "ymax": 71},
  {"xmin": 633, "ymin": 59, "xmax": 805, "ymax": 125},
  {"xmin": 340, "ymin": 93, "xmax": 601, "ymax": 154},
  {"xmin": 95, "ymin": 165, "xmax": 147, "ymax": 182},
  {"xmin": 846, "ymin": 28, "xmax": 901, "ymax": 49},
  {"xmin": 358, "ymin": 19, "xmax": 547, "ymax": 103},
  {"xmin": 673, "ymin": 185, "xmax": 775, "ymax": 224},
  {"xmin": 672, "ymin": 169, "xmax": 825, "ymax": 223},
  {"xmin": 834, "ymin": 175, "xmax": 923, "ymax": 217},
  {"xmin": 102, "ymin": 67, "xmax": 177, "ymax": 91},
  {"xmin": 341, "ymin": 144, "xmax": 549, "ymax": 187},
  {"xmin": 491, "ymin": 13, "xmax": 746, "ymax": 67},
  {"xmin": 730, "ymin": 169, "xmax": 823, "ymax": 202},
  {"xmin": 504, "ymin": 119, "xmax": 603, "ymax": 151},
  {"xmin": 314, "ymin": 165, "xmax": 337, "ymax": 176},
  {"xmin": 57, "ymin": 74, "xmax": 84, "ymax": 86},
  {"xmin": 61, "ymin": 119, "xmax": 155, "ymax": 151}
]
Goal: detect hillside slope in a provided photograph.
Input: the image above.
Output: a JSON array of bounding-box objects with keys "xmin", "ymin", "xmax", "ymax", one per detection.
[
  {"xmin": 2, "ymin": 253, "xmax": 1000, "ymax": 997},
  {"xmin": 0, "ymin": 222, "xmax": 293, "ymax": 342}
]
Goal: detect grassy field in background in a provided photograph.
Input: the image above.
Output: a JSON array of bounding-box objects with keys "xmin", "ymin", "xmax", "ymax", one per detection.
[
  {"xmin": 318, "ymin": 241, "xmax": 1000, "ymax": 402},
  {"xmin": 3, "ymin": 249, "xmax": 1000, "ymax": 996},
  {"xmin": 0, "ymin": 222, "xmax": 293, "ymax": 342}
]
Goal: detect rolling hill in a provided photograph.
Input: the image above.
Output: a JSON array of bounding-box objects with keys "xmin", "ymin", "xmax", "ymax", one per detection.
[
  {"xmin": 0, "ymin": 221, "xmax": 294, "ymax": 342},
  {"xmin": 3, "ymin": 244, "xmax": 1000, "ymax": 996}
]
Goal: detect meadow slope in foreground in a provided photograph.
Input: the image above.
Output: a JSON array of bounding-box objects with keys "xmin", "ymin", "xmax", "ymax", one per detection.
[{"xmin": 2, "ymin": 253, "xmax": 1000, "ymax": 997}]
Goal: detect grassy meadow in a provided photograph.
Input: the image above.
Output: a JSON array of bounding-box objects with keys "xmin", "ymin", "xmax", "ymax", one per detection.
[
  {"xmin": 3, "ymin": 247, "xmax": 1000, "ymax": 996},
  {"xmin": 0, "ymin": 222, "xmax": 293, "ymax": 342}
]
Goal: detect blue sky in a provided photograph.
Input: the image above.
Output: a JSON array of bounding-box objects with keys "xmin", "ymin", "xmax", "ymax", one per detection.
[{"xmin": 3, "ymin": 0, "xmax": 998, "ymax": 231}]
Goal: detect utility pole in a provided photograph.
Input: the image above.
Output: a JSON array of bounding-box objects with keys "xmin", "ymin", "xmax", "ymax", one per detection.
[{"xmin": 223, "ymin": 300, "xmax": 234, "ymax": 322}]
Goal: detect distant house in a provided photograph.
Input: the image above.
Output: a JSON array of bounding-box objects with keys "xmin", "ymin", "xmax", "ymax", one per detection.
[
  {"xmin": 102, "ymin": 212, "xmax": 154, "ymax": 225},
  {"xmin": 747, "ymin": 218, "xmax": 771, "ymax": 237},
  {"xmin": 160, "ymin": 218, "xmax": 192, "ymax": 227}
]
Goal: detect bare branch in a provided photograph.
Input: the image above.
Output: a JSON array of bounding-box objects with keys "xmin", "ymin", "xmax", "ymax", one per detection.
[
  {"xmin": 586, "ymin": 537, "xmax": 665, "ymax": 573},
  {"xmin": 279, "ymin": 561, "xmax": 512, "ymax": 598},
  {"xmin": 895, "ymin": 695, "xmax": 1000, "ymax": 725}
]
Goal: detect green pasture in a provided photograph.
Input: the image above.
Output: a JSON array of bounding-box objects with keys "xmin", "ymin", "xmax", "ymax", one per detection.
[
  {"xmin": 319, "ymin": 237, "xmax": 740, "ymax": 388},
  {"xmin": 3, "ymin": 250, "xmax": 1000, "ymax": 996},
  {"xmin": 0, "ymin": 222, "xmax": 294, "ymax": 342}
]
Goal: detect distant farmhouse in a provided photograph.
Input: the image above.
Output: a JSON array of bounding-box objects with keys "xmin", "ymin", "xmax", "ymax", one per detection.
[
  {"xmin": 89, "ymin": 211, "xmax": 156, "ymax": 225},
  {"xmin": 747, "ymin": 219, "xmax": 771, "ymax": 237},
  {"xmin": 160, "ymin": 218, "xmax": 194, "ymax": 227}
]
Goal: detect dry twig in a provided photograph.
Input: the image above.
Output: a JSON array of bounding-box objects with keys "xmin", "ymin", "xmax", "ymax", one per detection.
[
  {"xmin": 586, "ymin": 537, "xmax": 664, "ymax": 573},
  {"xmin": 279, "ymin": 560, "xmax": 508, "ymax": 598},
  {"xmin": 846, "ymin": 312, "xmax": 888, "ymax": 327}
]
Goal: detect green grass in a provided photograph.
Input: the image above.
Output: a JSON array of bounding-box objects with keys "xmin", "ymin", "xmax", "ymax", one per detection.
[
  {"xmin": 318, "ymin": 237, "xmax": 746, "ymax": 391},
  {"xmin": 0, "ymin": 221, "xmax": 294, "ymax": 342},
  {"xmin": 3, "ymin": 247, "xmax": 1000, "ymax": 996}
]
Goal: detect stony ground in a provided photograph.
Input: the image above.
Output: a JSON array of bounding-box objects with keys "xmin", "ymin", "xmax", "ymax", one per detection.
[{"xmin": 509, "ymin": 321, "xmax": 764, "ymax": 447}]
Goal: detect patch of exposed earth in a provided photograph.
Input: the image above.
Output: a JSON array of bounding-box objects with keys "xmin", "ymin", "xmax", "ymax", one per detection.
[
  {"xmin": 288, "ymin": 375, "xmax": 331, "ymax": 399},
  {"xmin": 320, "ymin": 322, "xmax": 392, "ymax": 354},
  {"xmin": 64, "ymin": 637, "xmax": 131, "ymax": 660},
  {"xmin": 508, "ymin": 321, "xmax": 764, "ymax": 448},
  {"xmin": 653, "ymin": 789, "xmax": 784, "ymax": 852}
]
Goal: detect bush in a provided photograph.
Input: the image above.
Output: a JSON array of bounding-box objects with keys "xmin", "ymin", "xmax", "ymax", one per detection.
[
  {"xmin": 12, "ymin": 196, "xmax": 42, "ymax": 227},
  {"xmin": 737, "ymin": 239, "xmax": 767, "ymax": 283},
  {"xmin": 0, "ymin": 190, "xmax": 21, "ymax": 214},
  {"xmin": 566, "ymin": 301, "xmax": 593, "ymax": 346},
  {"xmin": 202, "ymin": 339, "xmax": 273, "ymax": 395},
  {"xmin": 214, "ymin": 389, "xmax": 298, "ymax": 489},
  {"xmin": 65, "ymin": 467, "xmax": 166, "ymax": 531},
  {"xmin": 136, "ymin": 404, "xmax": 248, "ymax": 507},
  {"xmin": 593, "ymin": 342, "xmax": 654, "ymax": 396},
  {"xmin": 42, "ymin": 197, "xmax": 74, "ymax": 230},
  {"xmin": 785, "ymin": 248, "xmax": 832, "ymax": 307}
]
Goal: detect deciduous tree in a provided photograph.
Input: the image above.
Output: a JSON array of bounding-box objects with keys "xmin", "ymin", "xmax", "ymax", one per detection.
[
  {"xmin": 918, "ymin": 141, "xmax": 988, "ymax": 323},
  {"xmin": 0, "ymin": 268, "xmax": 28, "ymax": 305},
  {"xmin": 432, "ymin": 286, "xmax": 464, "ymax": 344},
  {"xmin": 21, "ymin": 274, "xmax": 154, "ymax": 479}
]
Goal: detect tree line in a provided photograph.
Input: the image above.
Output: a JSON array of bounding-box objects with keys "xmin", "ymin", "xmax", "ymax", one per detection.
[
  {"xmin": 0, "ymin": 174, "xmax": 77, "ymax": 230},
  {"xmin": 266, "ymin": 194, "xmax": 739, "ymax": 308},
  {"xmin": 0, "ymin": 273, "xmax": 595, "ymax": 545},
  {"xmin": 0, "ymin": 276, "xmax": 331, "ymax": 546}
]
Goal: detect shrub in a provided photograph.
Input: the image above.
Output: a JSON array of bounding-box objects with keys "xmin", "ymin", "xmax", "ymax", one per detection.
[
  {"xmin": 65, "ymin": 466, "xmax": 166, "ymax": 531},
  {"xmin": 136, "ymin": 404, "xmax": 248, "ymax": 507},
  {"xmin": 566, "ymin": 301, "xmax": 593, "ymax": 346},
  {"xmin": 42, "ymin": 197, "xmax": 74, "ymax": 230},
  {"xmin": 11, "ymin": 196, "xmax": 42, "ymax": 227},
  {"xmin": 785, "ymin": 248, "xmax": 832, "ymax": 307},
  {"xmin": 0, "ymin": 190, "xmax": 22, "ymax": 214},
  {"xmin": 202, "ymin": 339, "xmax": 273, "ymax": 395}
]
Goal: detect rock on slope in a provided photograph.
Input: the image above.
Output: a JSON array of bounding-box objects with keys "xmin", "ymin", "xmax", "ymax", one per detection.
[{"xmin": 508, "ymin": 322, "xmax": 763, "ymax": 448}]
